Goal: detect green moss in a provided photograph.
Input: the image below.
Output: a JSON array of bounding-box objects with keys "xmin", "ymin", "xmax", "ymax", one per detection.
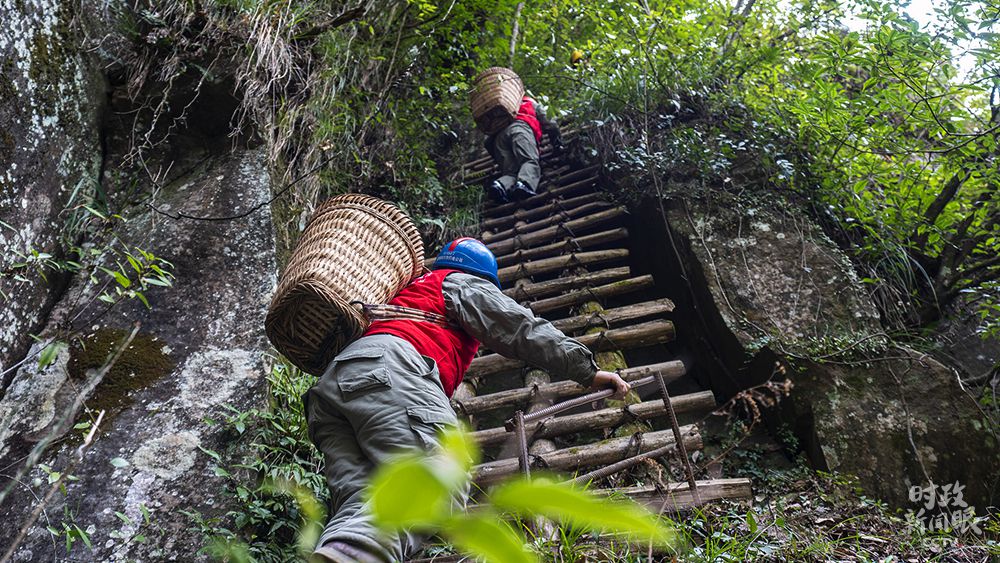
[
  {"xmin": 68, "ymin": 327, "xmax": 174, "ymax": 418},
  {"xmin": 26, "ymin": 0, "xmax": 77, "ymax": 118}
]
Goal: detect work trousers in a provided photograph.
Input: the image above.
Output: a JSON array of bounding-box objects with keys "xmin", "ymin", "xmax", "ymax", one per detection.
[
  {"xmin": 305, "ymin": 334, "xmax": 465, "ymax": 561},
  {"xmin": 491, "ymin": 121, "xmax": 541, "ymax": 192}
]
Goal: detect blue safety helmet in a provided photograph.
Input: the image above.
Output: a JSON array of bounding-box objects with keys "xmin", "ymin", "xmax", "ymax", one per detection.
[{"xmin": 432, "ymin": 237, "xmax": 501, "ymax": 288}]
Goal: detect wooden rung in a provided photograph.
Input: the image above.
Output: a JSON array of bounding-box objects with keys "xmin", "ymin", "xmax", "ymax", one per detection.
[
  {"xmin": 472, "ymin": 391, "xmax": 715, "ymax": 446},
  {"xmin": 483, "ymin": 200, "xmax": 613, "ymax": 242},
  {"xmin": 551, "ymin": 299, "xmax": 674, "ymax": 334},
  {"xmin": 452, "ymin": 361, "xmax": 685, "ymax": 416},
  {"xmin": 474, "ymin": 425, "xmax": 702, "ymax": 485},
  {"xmin": 496, "ymin": 228, "xmax": 628, "ymax": 268},
  {"xmin": 503, "ymin": 266, "xmax": 630, "ymax": 301},
  {"xmin": 612, "ymin": 478, "xmax": 754, "ymax": 512},
  {"xmin": 467, "ymin": 319, "xmax": 675, "ymax": 378},
  {"xmin": 484, "ymin": 165, "xmax": 601, "ymax": 218},
  {"xmin": 481, "ymin": 192, "xmax": 607, "ymax": 231},
  {"xmin": 529, "ymin": 274, "xmax": 655, "ymax": 314},
  {"xmin": 487, "ymin": 207, "xmax": 625, "ymax": 256},
  {"xmin": 498, "ymin": 249, "xmax": 628, "ymax": 283}
]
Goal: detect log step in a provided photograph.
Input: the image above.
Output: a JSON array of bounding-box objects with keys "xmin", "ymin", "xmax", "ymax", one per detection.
[
  {"xmin": 487, "ymin": 206, "xmax": 626, "ymax": 256},
  {"xmin": 481, "ymin": 192, "xmax": 608, "ymax": 231},
  {"xmin": 498, "ymin": 249, "xmax": 628, "ymax": 284},
  {"xmin": 530, "ymin": 275, "xmax": 657, "ymax": 315},
  {"xmin": 611, "ymin": 478, "xmax": 754, "ymax": 512},
  {"xmin": 472, "ymin": 391, "xmax": 715, "ymax": 446},
  {"xmin": 452, "ymin": 361, "xmax": 685, "ymax": 416},
  {"xmin": 550, "ymin": 299, "xmax": 674, "ymax": 334},
  {"xmin": 483, "ymin": 200, "xmax": 614, "ymax": 243},
  {"xmin": 503, "ymin": 266, "xmax": 630, "ymax": 302},
  {"xmin": 467, "ymin": 319, "xmax": 675, "ymax": 378},
  {"xmin": 474, "ymin": 425, "xmax": 702, "ymax": 485},
  {"xmin": 423, "ymin": 229, "xmax": 629, "ymax": 272},
  {"xmin": 496, "ymin": 227, "xmax": 628, "ymax": 267},
  {"xmin": 484, "ymin": 165, "xmax": 601, "ymax": 218}
]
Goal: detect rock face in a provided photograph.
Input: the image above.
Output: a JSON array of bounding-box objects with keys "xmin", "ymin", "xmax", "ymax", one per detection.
[
  {"xmin": 0, "ymin": 149, "xmax": 277, "ymax": 560},
  {"xmin": 790, "ymin": 348, "xmax": 998, "ymax": 509},
  {"xmin": 0, "ymin": 0, "xmax": 108, "ymax": 379},
  {"xmin": 631, "ymin": 189, "xmax": 999, "ymax": 508}
]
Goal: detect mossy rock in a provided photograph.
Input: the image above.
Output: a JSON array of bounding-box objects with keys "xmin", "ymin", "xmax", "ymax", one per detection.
[{"xmin": 67, "ymin": 328, "xmax": 173, "ymax": 420}]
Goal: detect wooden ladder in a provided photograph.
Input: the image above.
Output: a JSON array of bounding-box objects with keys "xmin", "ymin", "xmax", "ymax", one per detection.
[{"xmin": 453, "ymin": 132, "xmax": 752, "ymax": 511}]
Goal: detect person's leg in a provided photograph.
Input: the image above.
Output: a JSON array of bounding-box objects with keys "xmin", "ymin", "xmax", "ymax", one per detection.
[
  {"xmin": 306, "ymin": 392, "xmax": 379, "ymax": 547},
  {"xmin": 309, "ymin": 335, "xmax": 465, "ymax": 562},
  {"xmin": 510, "ymin": 123, "xmax": 541, "ymax": 194},
  {"xmin": 494, "ymin": 124, "xmax": 520, "ymax": 191}
]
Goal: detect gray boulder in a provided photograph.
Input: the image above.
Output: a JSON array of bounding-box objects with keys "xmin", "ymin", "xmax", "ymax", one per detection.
[
  {"xmin": 0, "ymin": 0, "xmax": 108, "ymax": 379},
  {"xmin": 0, "ymin": 149, "xmax": 276, "ymax": 561},
  {"xmin": 632, "ymin": 190, "xmax": 999, "ymax": 507}
]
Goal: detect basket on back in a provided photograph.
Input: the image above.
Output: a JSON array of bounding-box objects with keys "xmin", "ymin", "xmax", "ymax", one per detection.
[
  {"xmin": 265, "ymin": 194, "xmax": 424, "ymax": 375},
  {"xmin": 469, "ymin": 67, "xmax": 525, "ymax": 135}
]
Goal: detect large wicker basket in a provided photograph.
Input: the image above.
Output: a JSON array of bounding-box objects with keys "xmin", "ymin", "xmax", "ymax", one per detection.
[
  {"xmin": 265, "ymin": 194, "xmax": 424, "ymax": 375},
  {"xmin": 469, "ymin": 67, "xmax": 525, "ymax": 135}
]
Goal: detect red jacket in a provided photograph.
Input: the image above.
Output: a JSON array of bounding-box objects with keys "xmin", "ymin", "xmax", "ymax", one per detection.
[
  {"xmin": 515, "ymin": 97, "xmax": 543, "ymax": 143},
  {"xmin": 365, "ymin": 269, "xmax": 480, "ymax": 397}
]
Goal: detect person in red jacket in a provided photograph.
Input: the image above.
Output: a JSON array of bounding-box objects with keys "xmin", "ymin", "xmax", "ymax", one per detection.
[
  {"xmin": 308, "ymin": 238, "xmax": 628, "ymax": 563},
  {"xmin": 485, "ymin": 96, "xmax": 564, "ymax": 203}
]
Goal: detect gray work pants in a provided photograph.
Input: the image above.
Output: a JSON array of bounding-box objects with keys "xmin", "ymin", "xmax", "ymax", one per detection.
[
  {"xmin": 492, "ymin": 121, "xmax": 541, "ymax": 192},
  {"xmin": 305, "ymin": 334, "xmax": 464, "ymax": 561}
]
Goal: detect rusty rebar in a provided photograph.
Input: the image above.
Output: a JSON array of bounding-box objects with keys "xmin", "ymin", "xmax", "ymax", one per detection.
[
  {"xmin": 568, "ymin": 442, "xmax": 676, "ymax": 485},
  {"xmin": 504, "ymin": 374, "xmax": 658, "ymax": 431},
  {"xmin": 657, "ymin": 371, "xmax": 700, "ymax": 503},
  {"xmin": 515, "ymin": 410, "xmax": 530, "ymax": 479}
]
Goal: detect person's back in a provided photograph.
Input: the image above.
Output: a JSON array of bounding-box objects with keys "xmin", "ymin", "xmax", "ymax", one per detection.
[
  {"xmin": 484, "ymin": 95, "xmax": 564, "ymax": 203},
  {"xmin": 307, "ymin": 238, "xmax": 628, "ymax": 562}
]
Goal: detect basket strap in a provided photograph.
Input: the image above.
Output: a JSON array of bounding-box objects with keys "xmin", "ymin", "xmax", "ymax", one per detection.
[{"xmin": 355, "ymin": 302, "xmax": 456, "ymax": 328}]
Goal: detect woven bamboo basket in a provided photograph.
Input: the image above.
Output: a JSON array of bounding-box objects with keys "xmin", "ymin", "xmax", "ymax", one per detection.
[
  {"xmin": 469, "ymin": 67, "xmax": 524, "ymax": 135},
  {"xmin": 265, "ymin": 194, "xmax": 424, "ymax": 375}
]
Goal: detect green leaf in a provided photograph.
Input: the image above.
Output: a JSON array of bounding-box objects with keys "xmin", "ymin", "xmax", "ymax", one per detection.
[
  {"xmin": 367, "ymin": 454, "xmax": 450, "ymax": 529},
  {"xmin": 142, "ymin": 276, "xmax": 172, "ymax": 287},
  {"xmin": 491, "ymin": 478, "xmax": 674, "ymax": 546},
  {"xmin": 126, "ymin": 254, "xmax": 143, "ymax": 274},
  {"xmin": 198, "ymin": 446, "xmax": 222, "ymax": 462},
  {"xmin": 747, "ymin": 509, "xmax": 758, "ymax": 534},
  {"xmin": 74, "ymin": 524, "xmax": 92, "ymax": 549},
  {"xmin": 439, "ymin": 425, "xmax": 480, "ymax": 471},
  {"xmin": 38, "ymin": 341, "xmax": 65, "ymax": 370},
  {"xmin": 442, "ymin": 513, "xmax": 536, "ymax": 563},
  {"xmin": 114, "ymin": 511, "xmax": 133, "ymax": 525},
  {"xmin": 110, "ymin": 457, "xmax": 130, "ymax": 469}
]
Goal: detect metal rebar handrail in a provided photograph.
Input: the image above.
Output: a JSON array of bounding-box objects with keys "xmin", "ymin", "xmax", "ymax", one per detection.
[{"xmin": 504, "ymin": 374, "xmax": 658, "ymax": 431}]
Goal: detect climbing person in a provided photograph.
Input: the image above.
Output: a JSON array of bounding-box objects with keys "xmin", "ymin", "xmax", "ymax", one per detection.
[
  {"xmin": 306, "ymin": 237, "xmax": 630, "ymax": 563},
  {"xmin": 484, "ymin": 95, "xmax": 565, "ymax": 204}
]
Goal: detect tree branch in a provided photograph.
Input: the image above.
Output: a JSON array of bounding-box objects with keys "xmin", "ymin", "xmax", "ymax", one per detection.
[
  {"xmin": 508, "ymin": 2, "xmax": 524, "ymax": 68},
  {"xmin": 911, "ymin": 170, "xmax": 969, "ymax": 250}
]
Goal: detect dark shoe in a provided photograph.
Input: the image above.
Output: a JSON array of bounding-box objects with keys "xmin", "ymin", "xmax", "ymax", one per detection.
[
  {"xmin": 312, "ymin": 541, "xmax": 384, "ymax": 563},
  {"xmin": 509, "ymin": 181, "xmax": 536, "ymax": 202},
  {"xmin": 486, "ymin": 180, "xmax": 508, "ymax": 203}
]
